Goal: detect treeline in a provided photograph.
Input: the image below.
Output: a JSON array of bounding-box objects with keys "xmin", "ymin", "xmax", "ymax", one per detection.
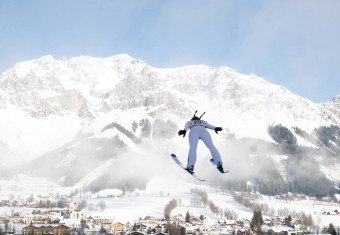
[
  {"xmin": 218, "ymin": 172, "xmax": 338, "ymax": 199},
  {"xmin": 255, "ymin": 163, "xmax": 287, "ymax": 196},
  {"xmin": 37, "ymin": 199, "xmax": 68, "ymax": 208},
  {"xmin": 190, "ymin": 188, "xmax": 208, "ymax": 207},
  {"xmin": 208, "ymin": 200, "xmax": 239, "ymax": 220},
  {"xmin": 265, "ymin": 124, "xmax": 339, "ymax": 198},
  {"xmin": 314, "ymin": 125, "xmax": 340, "ymax": 153},
  {"xmin": 268, "ymin": 124, "xmax": 297, "ymax": 154},
  {"xmin": 287, "ymin": 154, "xmax": 338, "ymax": 198}
]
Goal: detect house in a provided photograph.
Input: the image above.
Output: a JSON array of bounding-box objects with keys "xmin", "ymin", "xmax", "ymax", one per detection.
[
  {"xmin": 32, "ymin": 215, "xmax": 49, "ymax": 224},
  {"xmin": 263, "ymin": 219, "xmax": 272, "ymax": 226},
  {"xmin": 292, "ymin": 219, "xmax": 301, "ymax": 226},
  {"xmin": 274, "ymin": 219, "xmax": 285, "ymax": 227},
  {"xmin": 23, "ymin": 214, "xmax": 35, "ymax": 224},
  {"xmin": 235, "ymin": 228, "xmax": 252, "ymax": 235},
  {"xmin": 84, "ymin": 225, "xmax": 103, "ymax": 235},
  {"xmin": 36, "ymin": 225, "xmax": 55, "ymax": 234},
  {"xmin": 1, "ymin": 200, "xmax": 10, "ymax": 205},
  {"xmin": 70, "ymin": 209, "xmax": 88, "ymax": 220},
  {"xmin": 127, "ymin": 232, "xmax": 145, "ymax": 235},
  {"xmin": 136, "ymin": 223, "xmax": 148, "ymax": 231},
  {"xmin": 24, "ymin": 225, "xmax": 38, "ymax": 235},
  {"xmin": 190, "ymin": 217, "xmax": 203, "ymax": 226},
  {"xmin": 144, "ymin": 216, "xmax": 156, "ymax": 220},
  {"xmin": 110, "ymin": 222, "xmax": 127, "ymax": 234},
  {"xmin": 55, "ymin": 225, "xmax": 71, "ymax": 235},
  {"xmin": 198, "ymin": 226, "xmax": 210, "ymax": 233},
  {"xmin": 0, "ymin": 217, "xmax": 7, "ymax": 224},
  {"xmin": 9, "ymin": 212, "xmax": 24, "ymax": 224},
  {"xmin": 23, "ymin": 224, "xmax": 71, "ymax": 235},
  {"xmin": 26, "ymin": 202, "xmax": 37, "ymax": 208},
  {"xmin": 238, "ymin": 219, "xmax": 250, "ymax": 228},
  {"xmin": 145, "ymin": 221, "xmax": 159, "ymax": 230},
  {"xmin": 94, "ymin": 216, "xmax": 114, "ymax": 226},
  {"xmin": 322, "ymin": 196, "xmax": 332, "ymax": 202},
  {"xmin": 32, "ymin": 210, "xmax": 41, "ymax": 215},
  {"xmin": 172, "ymin": 214, "xmax": 184, "ymax": 223}
]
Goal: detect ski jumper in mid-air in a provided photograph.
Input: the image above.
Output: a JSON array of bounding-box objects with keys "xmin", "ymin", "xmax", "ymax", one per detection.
[{"xmin": 178, "ymin": 111, "xmax": 223, "ymax": 173}]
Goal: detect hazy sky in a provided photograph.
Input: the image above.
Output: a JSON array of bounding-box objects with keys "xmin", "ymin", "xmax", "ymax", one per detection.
[{"xmin": 0, "ymin": 0, "xmax": 339, "ymax": 102}]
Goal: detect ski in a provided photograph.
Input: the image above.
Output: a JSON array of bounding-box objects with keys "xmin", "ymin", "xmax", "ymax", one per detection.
[
  {"xmin": 210, "ymin": 159, "xmax": 229, "ymax": 174},
  {"xmin": 171, "ymin": 154, "xmax": 205, "ymax": 181}
]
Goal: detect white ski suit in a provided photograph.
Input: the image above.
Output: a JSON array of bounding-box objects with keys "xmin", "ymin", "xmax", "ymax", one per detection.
[{"xmin": 184, "ymin": 120, "xmax": 222, "ymax": 168}]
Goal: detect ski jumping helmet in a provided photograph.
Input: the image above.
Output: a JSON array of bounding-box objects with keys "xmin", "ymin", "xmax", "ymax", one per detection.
[{"xmin": 191, "ymin": 110, "xmax": 205, "ymax": 120}]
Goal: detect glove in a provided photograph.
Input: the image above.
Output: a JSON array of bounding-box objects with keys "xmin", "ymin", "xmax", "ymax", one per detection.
[
  {"xmin": 215, "ymin": 127, "xmax": 222, "ymax": 134},
  {"xmin": 178, "ymin": 130, "xmax": 187, "ymax": 138}
]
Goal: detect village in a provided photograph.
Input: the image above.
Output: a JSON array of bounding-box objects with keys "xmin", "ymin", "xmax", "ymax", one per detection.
[{"xmin": 0, "ymin": 191, "xmax": 339, "ymax": 235}]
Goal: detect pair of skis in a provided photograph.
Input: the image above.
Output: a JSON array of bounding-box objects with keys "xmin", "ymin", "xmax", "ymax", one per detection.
[{"xmin": 171, "ymin": 154, "xmax": 229, "ymax": 182}]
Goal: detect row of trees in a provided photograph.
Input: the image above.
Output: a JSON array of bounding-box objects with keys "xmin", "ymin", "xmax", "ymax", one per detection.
[
  {"xmin": 36, "ymin": 199, "xmax": 68, "ymax": 208},
  {"xmin": 190, "ymin": 188, "xmax": 238, "ymax": 220},
  {"xmin": 232, "ymin": 192, "xmax": 275, "ymax": 215},
  {"xmin": 190, "ymin": 188, "xmax": 208, "ymax": 207},
  {"xmin": 77, "ymin": 199, "xmax": 106, "ymax": 212}
]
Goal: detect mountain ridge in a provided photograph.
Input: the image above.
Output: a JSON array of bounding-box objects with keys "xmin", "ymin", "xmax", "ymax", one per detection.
[{"xmin": 0, "ymin": 54, "xmax": 339, "ymax": 197}]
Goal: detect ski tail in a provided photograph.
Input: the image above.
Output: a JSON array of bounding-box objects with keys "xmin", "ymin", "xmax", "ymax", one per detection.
[
  {"xmin": 171, "ymin": 154, "xmax": 205, "ymax": 181},
  {"xmin": 210, "ymin": 159, "xmax": 229, "ymax": 174}
]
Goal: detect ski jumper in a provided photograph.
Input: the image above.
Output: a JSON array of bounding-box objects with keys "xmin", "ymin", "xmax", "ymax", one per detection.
[{"xmin": 184, "ymin": 120, "xmax": 222, "ymax": 168}]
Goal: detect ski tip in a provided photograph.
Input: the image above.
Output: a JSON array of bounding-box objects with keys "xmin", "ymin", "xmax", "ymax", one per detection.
[{"xmin": 171, "ymin": 153, "xmax": 176, "ymax": 157}]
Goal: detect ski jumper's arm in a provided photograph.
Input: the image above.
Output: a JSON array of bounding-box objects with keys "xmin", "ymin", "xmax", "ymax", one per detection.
[
  {"xmin": 204, "ymin": 121, "xmax": 223, "ymax": 134},
  {"xmin": 184, "ymin": 121, "xmax": 191, "ymax": 131},
  {"xmin": 178, "ymin": 121, "xmax": 191, "ymax": 138},
  {"xmin": 203, "ymin": 121, "xmax": 216, "ymax": 130}
]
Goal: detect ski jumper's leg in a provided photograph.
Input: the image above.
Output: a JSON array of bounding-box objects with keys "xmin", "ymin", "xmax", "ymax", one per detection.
[
  {"xmin": 187, "ymin": 128, "xmax": 200, "ymax": 168},
  {"xmin": 201, "ymin": 130, "xmax": 222, "ymax": 164}
]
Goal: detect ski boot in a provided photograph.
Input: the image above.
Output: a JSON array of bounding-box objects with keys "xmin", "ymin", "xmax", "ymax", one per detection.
[{"xmin": 185, "ymin": 165, "xmax": 194, "ymax": 173}]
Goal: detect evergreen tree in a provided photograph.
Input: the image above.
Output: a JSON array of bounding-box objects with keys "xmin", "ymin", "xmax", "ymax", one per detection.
[
  {"xmin": 185, "ymin": 211, "xmax": 191, "ymax": 223},
  {"xmin": 251, "ymin": 209, "xmax": 263, "ymax": 234},
  {"xmin": 328, "ymin": 223, "xmax": 336, "ymax": 235},
  {"xmin": 284, "ymin": 215, "xmax": 292, "ymax": 225}
]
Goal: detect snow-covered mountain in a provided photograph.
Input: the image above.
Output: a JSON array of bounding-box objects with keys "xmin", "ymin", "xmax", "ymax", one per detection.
[
  {"xmin": 324, "ymin": 94, "xmax": 340, "ymax": 120},
  {"xmin": 0, "ymin": 55, "xmax": 339, "ymax": 195}
]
